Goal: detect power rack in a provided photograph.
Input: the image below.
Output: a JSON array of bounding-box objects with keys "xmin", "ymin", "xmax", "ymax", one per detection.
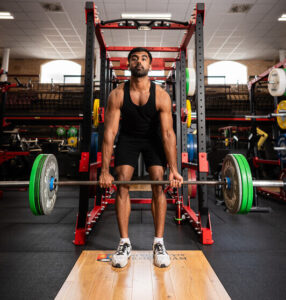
[
  {"xmin": 248, "ymin": 59, "xmax": 286, "ymax": 203},
  {"xmin": 74, "ymin": 1, "xmax": 213, "ymax": 245}
]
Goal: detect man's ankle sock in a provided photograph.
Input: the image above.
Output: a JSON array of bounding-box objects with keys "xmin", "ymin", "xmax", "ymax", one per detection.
[
  {"xmin": 153, "ymin": 237, "xmax": 164, "ymax": 245},
  {"xmin": 120, "ymin": 237, "xmax": 130, "ymax": 244}
]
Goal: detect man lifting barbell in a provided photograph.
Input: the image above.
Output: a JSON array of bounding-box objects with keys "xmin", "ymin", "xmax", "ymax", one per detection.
[{"xmin": 99, "ymin": 47, "xmax": 183, "ymax": 268}]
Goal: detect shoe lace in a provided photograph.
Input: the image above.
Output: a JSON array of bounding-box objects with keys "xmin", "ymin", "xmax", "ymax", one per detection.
[
  {"xmin": 116, "ymin": 243, "xmax": 129, "ymax": 255},
  {"xmin": 154, "ymin": 243, "xmax": 165, "ymax": 255}
]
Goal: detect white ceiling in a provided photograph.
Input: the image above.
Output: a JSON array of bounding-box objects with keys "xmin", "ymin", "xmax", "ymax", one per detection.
[{"xmin": 0, "ymin": 0, "xmax": 285, "ymax": 61}]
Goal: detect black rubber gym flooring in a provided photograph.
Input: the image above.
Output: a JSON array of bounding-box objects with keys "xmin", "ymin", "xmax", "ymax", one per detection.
[{"xmin": 1, "ymin": 186, "xmax": 286, "ymax": 300}]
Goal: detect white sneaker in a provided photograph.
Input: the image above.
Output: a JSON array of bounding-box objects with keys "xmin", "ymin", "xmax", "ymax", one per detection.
[
  {"xmin": 153, "ymin": 242, "xmax": 171, "ymax": 268},
  {"xmin": 112, "ymin": 242, "xmax": 132, "ymax": 268}
]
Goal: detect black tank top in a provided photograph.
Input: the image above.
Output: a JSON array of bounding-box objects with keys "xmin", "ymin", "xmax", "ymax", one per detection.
[{"xmin": 120, "ymin": 80, "xmax": 160, "ymax": 138}]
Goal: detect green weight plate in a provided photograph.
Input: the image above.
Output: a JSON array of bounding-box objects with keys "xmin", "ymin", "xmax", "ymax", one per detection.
[
  {"xmin": 186, "ymin": 68, "xmax": 190, "ymax": 96},
  {"xmin": 39, "ymin": 154, "xmax": 59, "ymax": 215},
  {"xmin": 29, "ymin": 154, "xmax": 45, "ymax": 215},
  {"xmin": 34, "ymin": 155, "xmax": 47, "ymax": 215},
  {"xmin": 238, "ymin": 154, "xmax": 253, "ymax": 213},
  {"xmin": 67, "ymin": 126, "xmax": 78, "ymax": 137},
  {"xmin": 221, "ymin": 154, "xmax": 242, "ymax": 214},
  {"xmin": 233, "ymin": 154, "xmax": 248, "ymax": 214},
  {"xmin": 56, "ymin": 127, "xmax": 66, "ymax": 137}
]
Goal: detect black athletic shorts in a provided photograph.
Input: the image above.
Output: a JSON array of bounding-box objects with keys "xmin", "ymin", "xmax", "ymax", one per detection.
[{"xmin": 114, "ymin": 135, "xmax": 167, "ymax": 170}]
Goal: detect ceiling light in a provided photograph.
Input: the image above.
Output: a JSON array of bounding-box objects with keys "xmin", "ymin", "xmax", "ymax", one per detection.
[
  {"xmin": 0, "ymin": 12, "xmax": 14, "ymax": 19},
  {"xmin": 121, "ymin": 13, "xmax": 171, "ymax": 20},
  {"xmin": 138, "ymin": 26, "xmax": 151, "ymax": 31},
  {"xmin": 278, "ymin": 13, "xmax": 286, "ymax": 21}
]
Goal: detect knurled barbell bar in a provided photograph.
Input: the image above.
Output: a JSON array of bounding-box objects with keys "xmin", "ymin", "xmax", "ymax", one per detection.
[
  {"xmin": 245, "ymin": 100, "xmax": 286, "ymax": 130},
  {"xmin": 0, "ymin": 153, "xmax": 285, "ymax": 216}
]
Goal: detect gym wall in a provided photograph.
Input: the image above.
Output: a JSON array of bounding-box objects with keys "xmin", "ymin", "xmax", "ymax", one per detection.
[{"xmin": 1, "ymin": 57, "xmax": 276, "ymax": 82}]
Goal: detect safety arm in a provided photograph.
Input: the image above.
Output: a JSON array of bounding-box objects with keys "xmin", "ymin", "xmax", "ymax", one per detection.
[
  {"xmin": 101, "ymin": 91, "xmax": 121, "ymax": 173},
  {"xmin": 256, "ymin": 127, "xmax": 268, "ymax": 151}
]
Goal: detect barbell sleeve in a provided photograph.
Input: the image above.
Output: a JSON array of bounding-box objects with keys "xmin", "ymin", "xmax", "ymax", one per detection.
[
  {"xmin": 244, "ymin": 115, "xmax": 270, "ymax": 119},
  {"xmin": 0, "ymin": 181, "xmax": 30, "ymax": 186},
  {"xmin": 273, "ymin": 147, "xmax": 286, "ymax": 151},
  {"xmin": 252, "ymin": 180, "xmax": 286, "ymax": 187},
  {"xmin": 271, "ymin": 113, "xmax": 286, "ymax": 117}
]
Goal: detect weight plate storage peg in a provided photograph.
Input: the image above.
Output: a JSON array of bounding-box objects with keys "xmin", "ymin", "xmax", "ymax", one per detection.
[
  {"xmin": 268, "ymin": 68, "xmax": 286, "ymax": 97},
  {"xmin": 186, "ymin": 68, "xmax": 196, "ymax": 96},
  {"xmin": 29, "ymin": 154, "xmax": 59, "ymax": 215}
]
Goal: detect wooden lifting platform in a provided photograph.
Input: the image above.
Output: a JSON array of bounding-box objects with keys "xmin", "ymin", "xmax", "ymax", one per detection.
[{"xmin": 55, "ymin": 251, "xmax": 230, "ymax": 300}]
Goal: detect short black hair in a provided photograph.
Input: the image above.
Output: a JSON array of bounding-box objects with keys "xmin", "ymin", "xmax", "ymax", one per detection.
[{"xmin": 128, "ymin": 47, "xmax": 152, "ymax": 63}]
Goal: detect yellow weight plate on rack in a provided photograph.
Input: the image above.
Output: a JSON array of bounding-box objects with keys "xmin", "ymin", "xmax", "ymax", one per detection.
[
  {"xmin": 186, "ymin": 100, "xmax": 192, "ymax": 128},
  {"xmin": 277, "ymin": 100, "xmax": 286, "ymax": 130},
  {"xmin": 93, "ymin": 98, "xmax": 100, "ymax": 128},
  {"xmin": 68, "ymin": 137, "xmax": 78, "ymax": 147}
]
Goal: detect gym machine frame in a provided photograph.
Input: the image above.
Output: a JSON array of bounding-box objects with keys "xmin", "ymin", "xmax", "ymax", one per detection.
[
  {"xmin": 248, "ymin": 59, "xmax": 286, "ymax": 203},
  {"xmin": 74, "ymin": 2, "xmax": 213, "ymax": 245},
  {"xmin": 0, "ymin": 80, "xmax": 30, "ymax": 199}
]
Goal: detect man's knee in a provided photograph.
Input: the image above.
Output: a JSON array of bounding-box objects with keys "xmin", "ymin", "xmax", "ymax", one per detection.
[
  {"xmin": 149, "ymin": 168, "xmax": 164, "ymax": 181},
  {"xmin": 116, "ymin": 174, "xmax": 130, "ymax": 198},
  {"xmin": 152, "ymin": 184, "xmax": 164, "ymax": 197},
  {"xmin": 116, "ymin": 184, "xmax": 129, "ymax": 197}
]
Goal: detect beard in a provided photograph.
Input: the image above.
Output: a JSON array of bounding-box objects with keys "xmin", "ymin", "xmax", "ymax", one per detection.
[{"xmin": 130, "ymin": 65, "xmax": 149, "ymax": 78}]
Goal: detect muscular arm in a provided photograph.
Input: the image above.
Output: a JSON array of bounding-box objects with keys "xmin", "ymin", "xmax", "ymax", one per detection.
[
  {"xmin": 101, "ymin": 88, "xmax": 122, "ymax": 173},
  {"xmin": 157, "ymin": 88, "xmax": 178, "ymax": 173}
]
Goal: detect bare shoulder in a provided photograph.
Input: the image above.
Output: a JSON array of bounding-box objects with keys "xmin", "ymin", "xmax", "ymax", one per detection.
[
  {"xmin": 108, "ymin": 83, "xmax": 124, "ymax": 108},
  {"xmin": 155, "ymin": 83, "xmax": 171, "ymax": 111}
]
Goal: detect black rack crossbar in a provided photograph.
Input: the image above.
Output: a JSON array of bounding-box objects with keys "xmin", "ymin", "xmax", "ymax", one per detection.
[{"xmin": 101, "ymin": 19, "xmax": 189, "ymax": 27}]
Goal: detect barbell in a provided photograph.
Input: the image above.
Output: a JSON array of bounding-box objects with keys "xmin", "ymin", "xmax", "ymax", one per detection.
[
  {"xmin": 245, "ymin": 100, "xmax": 286, "ymax": 130},
  {"xmin": 1, "ymin": 153, "xmax": 285, "ymax": 216}
]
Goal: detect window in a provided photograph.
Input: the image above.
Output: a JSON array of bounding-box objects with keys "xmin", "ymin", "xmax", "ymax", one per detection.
[
  {"xmin": 40, "ymin": 60, "xmax": 81, "ymax": 83},
  {"xmin": 207, "ymin": 61, "xmax": 247, "ymax": 85}
]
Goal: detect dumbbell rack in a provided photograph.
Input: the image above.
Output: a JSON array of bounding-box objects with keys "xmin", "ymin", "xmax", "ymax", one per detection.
[
  {"xmin": 248, "ymin": 59, "xmax": 286, "ymax": 204},
  {"xmin": 73, "ymin": 2, "xmax": 213, "ymax": 245}
]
